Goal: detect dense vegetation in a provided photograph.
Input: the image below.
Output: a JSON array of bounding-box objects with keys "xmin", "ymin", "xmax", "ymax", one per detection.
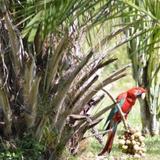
[{"xmin": 0, "ymin": 0, "xmax": 159, "ymax": 159}]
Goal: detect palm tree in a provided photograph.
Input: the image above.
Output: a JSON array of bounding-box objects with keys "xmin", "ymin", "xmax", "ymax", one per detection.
[
  {"xmin": 123, "ymin": 0, "xmax": 160, "ymax": 135},
  {"xmin": 0, "ymin": 0, "xmax": 135, "ymax": 159},
  {"xmin": 1, "ymin": 0, "xmax": 159, "ymax": 159}
]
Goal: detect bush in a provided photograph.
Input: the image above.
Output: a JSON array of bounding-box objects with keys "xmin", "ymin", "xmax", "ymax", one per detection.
[{"xmin": 0, "ymin": 134, "xmax": 45, "ymax": 160}]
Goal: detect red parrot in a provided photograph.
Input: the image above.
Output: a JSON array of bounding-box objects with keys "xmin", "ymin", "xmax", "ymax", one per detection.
[{"xmin": 98, "ymin": 87, "xmax": 146, "ymax": 156}]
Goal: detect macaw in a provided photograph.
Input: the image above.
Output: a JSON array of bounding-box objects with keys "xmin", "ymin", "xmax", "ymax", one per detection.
[{"xmin": 98, "ymin": 87, "xmax": 146, "ymax": 156}]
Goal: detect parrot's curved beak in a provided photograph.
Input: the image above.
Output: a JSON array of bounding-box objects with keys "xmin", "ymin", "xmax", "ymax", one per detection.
[{"xmin": 141, "ymin": 93, "xmax": 146, "ymax": 100}]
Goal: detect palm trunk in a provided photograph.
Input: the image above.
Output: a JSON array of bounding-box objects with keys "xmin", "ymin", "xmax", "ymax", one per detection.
[
  {"xmin": 125, "ymin": 0, "xmax": 160, "ymax": 135},
  {"xmin": 128, "ymin": 45, "xmax": 160, "ymax": 136}
]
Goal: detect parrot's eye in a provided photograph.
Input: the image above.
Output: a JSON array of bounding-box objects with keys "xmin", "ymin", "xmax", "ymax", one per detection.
[{"xmin": 135, "ymin": 91, "xmax": 141, "ymax": 97}]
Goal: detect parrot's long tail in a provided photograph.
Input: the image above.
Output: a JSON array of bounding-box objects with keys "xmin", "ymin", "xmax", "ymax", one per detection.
[{"xmin": 98, "ymin": 124, "xmax": 117, "ymax": 156}]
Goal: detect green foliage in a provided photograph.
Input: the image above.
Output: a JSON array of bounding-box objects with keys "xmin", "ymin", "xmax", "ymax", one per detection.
[
  {"xmin": 0, "ymin": 134, "xmax": 45, "ymax": 160},
  {"xmin": 14, "ymin": 0, "xmax": 129, "ymax": 41},
  {"xmin": 17, "ymin": 134, "xmax": 45, "ymax": 159},
  {"xmin": 0, "ymin": 150, "xmax": 23, "ymax": 160},
  {"xmin": 1, "ymin": 0, "xmax": 160, "ymax": 159},
  {"xmin": 124, "ymin": 0, "xmax": 160, "ymax": 123}
]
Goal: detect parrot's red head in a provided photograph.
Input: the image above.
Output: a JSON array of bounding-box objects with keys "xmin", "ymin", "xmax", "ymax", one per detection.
[{"xmin": 127, "ymin": 87, "xmax": 147, "ymax": 99}]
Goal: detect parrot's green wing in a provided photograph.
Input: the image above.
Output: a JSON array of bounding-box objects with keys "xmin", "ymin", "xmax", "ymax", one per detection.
[{"xmin": 103, "ymin": 98, "xmax": 125, "ymax": 129}]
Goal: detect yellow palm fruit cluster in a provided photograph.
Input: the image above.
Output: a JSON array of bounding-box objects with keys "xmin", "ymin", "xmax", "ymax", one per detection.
[{"xmin": 118, "ymin": 128, "xmax": 146, "ymax": 158}]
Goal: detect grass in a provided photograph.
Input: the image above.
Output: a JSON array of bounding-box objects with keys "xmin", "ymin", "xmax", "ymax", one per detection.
[{"xmin": 65, "ymin": 75, "xmax": 160, "ymax": 160}]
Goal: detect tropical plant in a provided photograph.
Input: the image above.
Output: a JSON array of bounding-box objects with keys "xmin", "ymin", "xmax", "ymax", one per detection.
[
  {"xmin": 123, "ymin": 0, "xmax": 160, "ymax": 135},
  {"xmin": 0, "ymin": 0, "xmax": 135, "ymax": 159},
  {"xmin": 1, "ymin": 0, "xmax": 160, "ymax": 159}
]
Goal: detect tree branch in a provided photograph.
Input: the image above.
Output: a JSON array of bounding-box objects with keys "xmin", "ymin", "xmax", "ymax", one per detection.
[
  {"xmin": 85, "ymin": 116, "xmax": 103, "ymax": 145},
  {"xmin": 52, "ymin": 50, "xmax": 94, "ymax": 127},
  {"xmin": 76, "ymin": 58, "xmax": 117, "ymax": 90},
  {"xmin": 0, "ymin": 86, "xmax": 12, "ymax": 137},
  {"xmin": 83, "ymin": 129, "xmax": 113, "ymax": 140},
  {"xmin": 2, "ymin": 3, "xmax": 22, "ymax": 76},
  {"xmin": 45, "ymin": 33, "xmax": 69, "ymax": 92},
  {"xmin": 71, "ymin": 75, "xmax": 99, "ymax": 107},
  {"xmin": 72, "ymin": 64, "xmax": 130, "ymax": 114},
  {"xmin": 91, "ymin": 103, "xmax": 115, "ymax": 120}
]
